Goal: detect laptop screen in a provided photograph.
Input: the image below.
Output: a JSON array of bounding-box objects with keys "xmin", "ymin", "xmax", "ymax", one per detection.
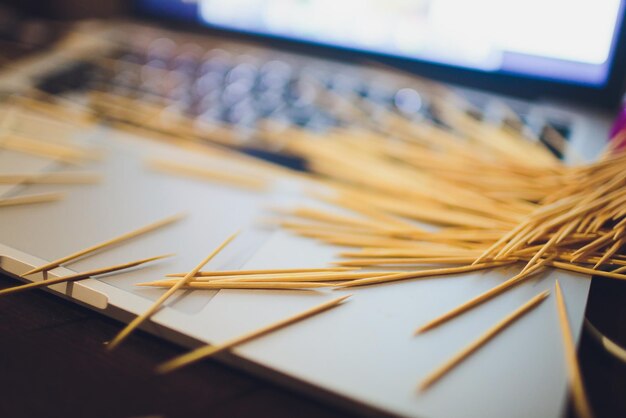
[{"xmin": 136, "ymin": 0, "xmax": 625, "ymax": 89}]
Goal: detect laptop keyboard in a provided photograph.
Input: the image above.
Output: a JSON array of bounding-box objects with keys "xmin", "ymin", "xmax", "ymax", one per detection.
[
  {"xmin": 103, "ymin": 47, "xmax": 419, "ymax": 132},
  {"xmin": 32, "ymin": 35, "xmax": 572, "ymax": 162}
]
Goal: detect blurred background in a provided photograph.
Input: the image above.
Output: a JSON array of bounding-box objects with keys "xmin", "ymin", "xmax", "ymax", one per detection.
[{"xmin": 0, "ymin": 0, "xmax": 124, "ymax": 60}]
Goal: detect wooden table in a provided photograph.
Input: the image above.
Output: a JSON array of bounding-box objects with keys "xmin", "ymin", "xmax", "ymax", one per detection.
[
  {"xmin": 1, "ymin": 273, "xmax": 625, "ymax": 418},
  {"xmin": 0, "ymin": 274, "xmax": 355, "ymax": 418}
]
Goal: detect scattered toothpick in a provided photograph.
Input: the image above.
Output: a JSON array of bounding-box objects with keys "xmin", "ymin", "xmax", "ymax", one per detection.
[
  {"xmin": 139, "ymin": 281, "xmax": 333, "ymax": 290},
  {"xmin": 107, "ymin": 232, "xmax": 238, "ymax": 350},
  {"xmin": 156, "ymin": 294, "xmax": 351, "ymax": 373},
  {"xmin": 0, "ymin": 132, "xmax": 101, "ymax": 164},
  {"xmin": 414, "ymin": 259, "xmax": 550, "ymax": 334},
  {"xmin": 165, "ymin": 267, "xmax": 356, "ymax": 277},
  {"xmin": 337, "ymin": 261, "xmax": 516, "ymax": 288},
  {"xmin": 143, "ymin": 270, "xmax": 393, "ymax": 286},
  {"xmin": 147, "ymin": 158, "xmax": 268, "ymax": 191},
  {"xmin": 418, "ymin": 290, "xmax": 549, "ymax": 391},
  {"xmin": 555, "ymin": 280, "xmax": 594, "ymax": 418},
  {"xmin": 23, "ymin": 213, "xmax": 185, "ymax": 276},
  {"xmin": 0, "ymin": 192, "xmax": 65, "ymax": 207},
  {"xmin": 0, "ymin": 254, "xmax": 172, "ymax": 297},
  {"xmin": 0, "ymin": 172, "xmax": 101, "ymax": 184}
]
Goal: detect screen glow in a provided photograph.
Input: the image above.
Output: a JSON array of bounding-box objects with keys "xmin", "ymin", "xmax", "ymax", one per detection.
[{"xmin": 197, "ymin": 0, "xmax": 624, "ymax": 86}]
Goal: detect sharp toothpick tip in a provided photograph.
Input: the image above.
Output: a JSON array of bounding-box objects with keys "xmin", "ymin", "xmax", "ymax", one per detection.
[{"xmin": 108, "ymin": 231, "xmax": 240, "ymax": 350}]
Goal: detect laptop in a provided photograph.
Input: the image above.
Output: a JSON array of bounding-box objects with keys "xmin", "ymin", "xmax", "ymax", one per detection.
[{"xmin": 1, "ymin": 1, "xmax": 625, "ymax": 417}]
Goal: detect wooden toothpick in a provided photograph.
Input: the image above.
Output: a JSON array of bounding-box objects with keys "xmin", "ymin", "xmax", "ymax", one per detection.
[
  {"xmin": 0, "ymin": 172, "xmax": 101, "ymax": 184},
  {"xmin": 0, "ymin": 133, "xmax": 101, "ymax": 164},
  {"xmin": 548, "ymin": 260, "xmax": 626, "ymax": 281},
  {"xmin": 165, "ymin": 267, "xmax": 356, "ymax": 277},
  {"xmin": 554, "ymin": 280, "xmax": 594, "ymax": 418},
  {"xmin": 107, "ymin": 232, "xmax": 239, "ymax": 350},
  {"xmin": 418, "ymin": 290, "xmax": 549, "ymax": 391},
  {"xmin": 156, "ymin": 294, "xmax": 351, "ymax": 374},
  {"xmin": 338, "ymin": 261, "xmax": 515, "ymax": 288},
  {"xmin": 334, "ymin": 256, "xmax": 484, "ymax": 267},
  {"xmin": 146, "ymin": 271, "xmax": 391, "ymax": 285},
  {"xmin": 0, "ymin": 192, "xmax": 65, "ymax": 207},
  {"xmin": 0, "ymin": 254, "xmax": 173, "ymax": 297},
  {"xmin": 138, "ymin": 281, "xmax": 334, "ymax": 290},
  {"xmin": 23, "ymin": 213, "xmax": 185, "ymax": 276},
  {"xmin": 414, "ymin": 259, "xmax": 548, "ymax": 334},
  {"xmin": 148, "ymin": 159, "xmax": 267, "ymax": 191}
]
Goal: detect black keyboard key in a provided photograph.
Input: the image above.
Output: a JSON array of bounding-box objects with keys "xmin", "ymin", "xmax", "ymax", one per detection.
[
  {"xmin": 240, "ymin": 147, "xmax": 308, "ymax": 171},
  {"xmin": 35, "ymin": 61, "xmax": 97, "ymax": 94},
  {"xmin": 548, "ymin": 121, "xmax": 571, "ymax": 141},
  {"xmin": 540, "ymin": 122, "xmax": 571, "ymax": 159}
]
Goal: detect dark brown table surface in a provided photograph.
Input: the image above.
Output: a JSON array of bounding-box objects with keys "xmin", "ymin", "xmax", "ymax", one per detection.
[{"xmin": 1, "ymin": 273, "xmax": 625, "ymax": 418}]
